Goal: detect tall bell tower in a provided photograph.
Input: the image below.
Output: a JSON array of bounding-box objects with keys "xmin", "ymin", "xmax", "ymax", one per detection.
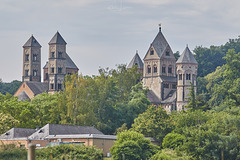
[
  {"xmin": 22, "ymin": 35, "xmax": 41, "ymax": 82},
  {"xmin": 176, "ymin": 46, "xmax": 198, "ymax": 111},
  {"xmin": 48, "ymin": 32, "xmax": 67, "ymax": 94}
]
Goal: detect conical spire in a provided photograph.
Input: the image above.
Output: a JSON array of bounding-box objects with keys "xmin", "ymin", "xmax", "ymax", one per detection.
[
  {"xmin": 23, "ymin": 35, "xmax": 41, "ymax": 47},
  {"xmin": 176, "ymin": 46, "xmax": 197, "ymax": 64},
  {"xmin": 49, "ymin": 31, "xmax": 67, "ymax": 45},
  {"xmin": 149, "ymin": 25, "xmax": 170, "ymax": 57},
  {"xmin": 127, "ymin": 50, "xmax": 143, "ymax": 69}
]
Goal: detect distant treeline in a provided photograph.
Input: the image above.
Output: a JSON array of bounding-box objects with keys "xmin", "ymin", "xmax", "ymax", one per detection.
[{"xmin": 0, "ymin": 80, "xmax": 21, "ymax": 95}]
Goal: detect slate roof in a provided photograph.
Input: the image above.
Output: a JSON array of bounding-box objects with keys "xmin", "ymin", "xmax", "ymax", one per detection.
[
  {"xmin": 23, "ymin": 35, "xmax": 41, "ymax": 47},
  {"xmin": 43, "ymin": 53, "xmax": 78, "ymax": 70},
  {"xmin": 176, "ymin": 46, "xmax": 198, "ymax": 64},
  {"xmin": 46, "ymin": 134, "xmax": 117, "ymax": 140},
  {"xmin": 160, "ymin": 75, "xmax": 177, "ymax": 83},
  {"xmin": 25, "ymin": 81, "xmax": 48, "ymax": 95},
  {"xmin": 144, "ymin": 27, "xmax": 171, "ymax": 59},
  {"xmin": 0, "ymin": 128, "xmax": 36, "ymax": 140},
  {"xmin": 127, "ymin": 52, "xmax": 143, "ymax": 69},
  {"xmin": 29, "ymin": 124, "xmax": 104, "ymax": 140},
  {"xmin": 161, "ymin": 90, "xmax": 176, "ymax": 104},
  {"xmin": 147, "ymin": 90, "xmax": 161, "ymax": 104},
  {"xmin": 17, "ymin": 91, "xmax": 30, "ymax": 101},
  {"xmin": 49, "ymin": 32, "xmax": 67, "ymax": 45}
]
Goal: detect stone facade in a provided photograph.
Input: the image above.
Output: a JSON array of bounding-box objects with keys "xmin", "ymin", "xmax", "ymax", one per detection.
[
  {"xmin": 22, "ymin": 36, "xmax": 41, "ymax": 82},
  {"xmin": 16, "ymin": 32, "xmax": 78, "ymax": 100},
  {"xmin": 128, "ymin": 26, "xmax": 198, "ymax": 112}
]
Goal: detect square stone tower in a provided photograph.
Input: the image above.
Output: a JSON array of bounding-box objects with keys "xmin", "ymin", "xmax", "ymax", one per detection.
[
  {"xmin": 22, "ymin": 35, "xmax": 41, "ymax": 82},
  {"xmin": 48, "ymin": 32, "xmax": 67, "ymax": 94}
]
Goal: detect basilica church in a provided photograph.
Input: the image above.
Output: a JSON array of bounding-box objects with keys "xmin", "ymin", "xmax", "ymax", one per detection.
[
  {"xmin": 127, "ymin": 26, "xmax": 198, "ymax": 112},
  {"xmin": 15, "ymin": 26, "xmax": 198, "ymax": 112}
]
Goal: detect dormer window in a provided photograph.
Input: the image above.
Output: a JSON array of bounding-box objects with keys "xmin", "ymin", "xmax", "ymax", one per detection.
[
  {"xmin": 166, "ymin": 51, "xmax": 170, "ymax": 56},
  {"xmin": 150, "ymin": 50, "xmax": 154, "ymax": 55}
]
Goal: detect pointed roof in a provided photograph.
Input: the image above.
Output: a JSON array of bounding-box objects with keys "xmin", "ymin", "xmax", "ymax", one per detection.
[
  {"xmin": 0, "ymin": 128, "xmax": 36, "ymax": 140},
  {"xmin": 24, "ymin": 81, "xmax": 48, "ymax": 95},
  {"xmin": 176, "ymin": 46, "xmax": 198, "ymax": 64},
  {"xmin": 29, "ymin": 124, "xmax": 103, "ymax": 140},
  {"xmin": 17, "ymin": 91, "xmax": 30, "ymax": 101},
  {"xmin": 127, "ymin": 51, "xmax": 143, "ymax": 69},
  {"xmin": 49, "ymin": 31, "xmax": 67, "ymax": 45},
  {"xmin": 23, "ymin": 35, "xmax": 41, "ymax": 47},
  {"xmin": 43, "ymin": 53, "xmax": 78, "ymax": 70},
  {"xmin": 149, "ymin": 27, "xmax": 170, "ymax": 58}
]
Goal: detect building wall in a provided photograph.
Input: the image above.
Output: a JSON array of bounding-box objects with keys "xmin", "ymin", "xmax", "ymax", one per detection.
[
  {"xmin": 0, "ymin": 139, "xmax": 48, "ymax": 148},
  {"xmin": 176, "ymin": 63, "xmax": 198, "ymax": 111},
  {"xmin": 22, "ymin": 46, "xmax": 41, "ymax": 82},
  {"xmin": 14, "ymin": 82, "xmax": 34, "ymax": 99}
]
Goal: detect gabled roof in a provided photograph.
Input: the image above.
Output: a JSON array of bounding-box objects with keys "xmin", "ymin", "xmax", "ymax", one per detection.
[
  {"xmin": 25, "ymin": 81, "xmax": 48, "ymax": 95},
  {"xmin": 49, "ymin": 32, "xmax": 67, "ymax": 45},
  {"xmin": 145, "ymin": 27, "xmax": 170, "ymax": 59},
  {"xmin": 127, "ymin": 52, "xmax": 143, "ymax": 69},
  {"xmin": 17, "ymin": 91, "xmax": 30, "ymax": 101},
  {"xmin": 160, "ymin": 75, "xmax": 177, "ymax": 83},
  {"xmin": 43, "ymin": 53, "xmax": 78, "ymax": 70},
  {"xmin": 161, "ymin": 90, "xmax": 176, "ymax": 104},
  {"xmin": 65, "ymin": 53, "xmax": 79, "ymax": 69},
  {"xmin": 147, "ymin": 90, "xmax": 161, "ymax": 104},
  {"xmin": 176, "ymin": 46, "xmax": 197, "ymax": 64},
  {"xmin": 0, "ymin": 128, "xmax": 36, "ymax": 140},
  {"xmin": 29, "ymin": 124, "xmax": 104, "ymax": 140},
  {"xmin": 23, "ymin": 35, "xmax": 41, "ymax": 47}
]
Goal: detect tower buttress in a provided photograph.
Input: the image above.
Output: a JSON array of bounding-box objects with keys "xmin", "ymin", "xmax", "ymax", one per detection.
[
  {"xmin": 22, "ymin": 35, "xmax": 41, "ymax": 82},
  {"xmin": 176, "ymin": 46, "xmax": 198, "ymax": 111},
  {"xmin": 48, "ymin": 32, "xmax": 67, "ymax": 94}
]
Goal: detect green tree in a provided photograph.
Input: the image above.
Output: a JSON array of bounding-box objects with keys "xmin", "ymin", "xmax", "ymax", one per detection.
[
  {"xmin": 0, "ymin": 113, "xmax": 19, "ymax": 134},
  {"xmin": 110, "ymin": 130, "xmax": 158, "ymax": 160},
  {"xmin": 150, "ymin": 149, "xmax": 192, "ymax": 160},
  {"xmin": 131, "ymin": 105, "xmax": 172, "ymax": 144},
  {"xmin": 162, "ymin": 132, "xmax": 185, "ymax": 149}
]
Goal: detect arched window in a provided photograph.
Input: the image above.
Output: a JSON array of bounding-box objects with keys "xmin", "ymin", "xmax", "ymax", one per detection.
[
  {"xmin": 33, "ymin": 54, "xmax": 37, "ymax": 61},
  {"xmin": 33, "ymin": 70, "xmax": 37, "ymax": 76},
  {"xmin": 168, "ymin": 66, "xmax": 172, "ymax": 73},
  {"xmin": 150, "ymin": 50, "xmax": 154, "ymax": 55},
  {"xmin": 147, "ymin": 65, "xmax": 151, "ymax": 74},
  {"xmin": 179, "ymin": 74, "xmax": 182, "ymax": 80},
  {"xmin": 162, "ymin": 65, "xmax": 166, "ymax": 73},
  {"xmin": 186, "ymin": 73, "xmax": 191, "ymax": 80},
  {"xmin": 135, "ymin": 63, "xmax": 138, "ymax": 66},
  {"xmin": 153, "ymin": 65, "xmax": 157, "ymax": 73}
]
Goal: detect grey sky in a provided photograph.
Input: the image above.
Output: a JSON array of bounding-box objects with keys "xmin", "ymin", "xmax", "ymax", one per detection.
[{"xmin": 1, "ymin": 0, "xmax": 240, "ymax": 82}]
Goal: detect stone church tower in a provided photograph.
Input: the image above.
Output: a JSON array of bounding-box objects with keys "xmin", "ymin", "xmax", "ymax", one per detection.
[
  {"xmin": 22, "ymin": 35, "xmax": 41, "ymax": 82},
  {"xmin": 47, "ymin": 32, "xmax": 67, "ymax": 94},
  {"xmin": 142, "ymin": 26, "xmax": 176, "ymax": 104},
  {"xmin": 176, "ymin": 46, "xmax": 198, "ymax": 111}
]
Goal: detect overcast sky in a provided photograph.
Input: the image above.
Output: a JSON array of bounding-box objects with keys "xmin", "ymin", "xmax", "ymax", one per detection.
[{"xmin": 1, "ymin": 0, "xmax": 240, "ymax": 82}]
